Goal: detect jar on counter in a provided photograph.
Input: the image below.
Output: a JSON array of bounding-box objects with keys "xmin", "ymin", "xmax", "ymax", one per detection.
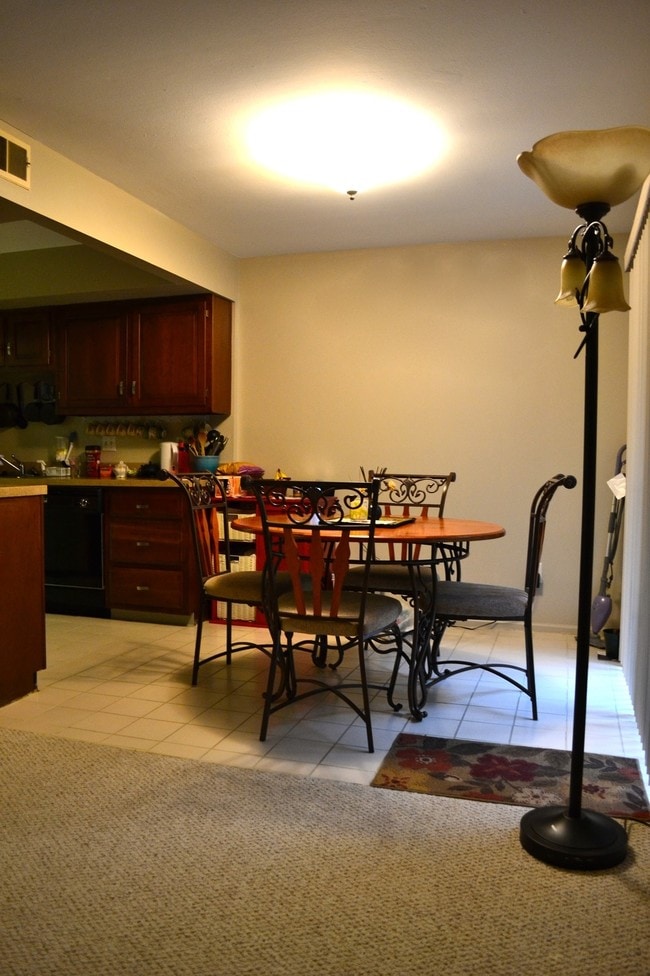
[
  {"xmin": 114, "ymin": 460, "xmax": 128, "ymax": 480},
  {"xmin": 85, "ymin": 445, "xmax": 101, "ymax": 478}
]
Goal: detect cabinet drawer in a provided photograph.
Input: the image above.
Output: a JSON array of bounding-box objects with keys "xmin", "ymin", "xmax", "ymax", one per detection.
[
  {"xmin": 108, "ymin": 490, "xmax": 184, "ymax": 520},
  {"xmin": 108, "ymin": 567, "xmax": 185, "ymax": 611},
  {"xmin": 108, "ymin": 520, "xmax": 184, "ymax": 566}
]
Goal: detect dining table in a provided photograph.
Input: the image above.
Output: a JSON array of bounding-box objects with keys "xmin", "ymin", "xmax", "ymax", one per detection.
[{"xmin": 230, "ymin": 512, "xmax": 506, "ymax": 720}]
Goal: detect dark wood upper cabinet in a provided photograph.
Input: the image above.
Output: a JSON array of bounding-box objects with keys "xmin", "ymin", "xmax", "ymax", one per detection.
[
  {"xmin": 1, "ymin": 307, "xmax": 52, "ymax": 367},
  {"xmin": 53, "ymin": 303, "xmax": 128, "ymax": 414},
  {"xmin": 54, "ymin": 293, "xmax": 232, "ymax": 416}
]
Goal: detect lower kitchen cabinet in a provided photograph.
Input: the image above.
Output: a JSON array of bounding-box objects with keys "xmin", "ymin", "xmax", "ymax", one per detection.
[
  {"xmin": 0, "ymin": 490, "xmax": 47, "ymax": 704},
  {"xmin": 105, "ymin": 488, "xmax": 199, "ymax": 617}
]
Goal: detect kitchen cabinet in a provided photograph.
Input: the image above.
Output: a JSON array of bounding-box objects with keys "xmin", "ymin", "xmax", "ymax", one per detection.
[
  {"xmin": 54, "ymin": 293, "xmax": 232, "ymax": 415},
  {"xmin": 53, "ymin": 303, "xmax": 128, "ymax": 414},
  {"xmin": 1, "ymin": 307, "xmax": 52, "ymax": 367},
  {"xmin": 105, "ymin": 487, "xmax": 199, "ymax": 617},
  {"xmin": 0, "ymin": 487, "xmax": 47, "ymax": 705}
]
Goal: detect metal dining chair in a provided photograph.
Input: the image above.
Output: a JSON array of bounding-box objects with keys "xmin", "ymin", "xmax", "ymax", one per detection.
[
  {"xmin": 429, "ymin": 472, "xmax": 577, "ymax": 719},
  {"xmin": 166, "ymin": 471, "xmax": 287, "ymax": 685},
  {"xmin": 248, "ymin": 478, "xmax": 405, "ymax": 752},
  {"xmin": 341, "ymin": 472, "xmax": 461, "ymax": 713},
  {"xmin": 350, "ymin": 472, "xmax": 461, "ymax": 593}
]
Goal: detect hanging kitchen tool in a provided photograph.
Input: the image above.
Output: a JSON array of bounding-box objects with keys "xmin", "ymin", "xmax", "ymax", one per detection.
[
  {"xmin": 591, "ymin": 445, "xmax": 626, "ymax": 641},
  {"xmin": 15, "ymin": 382, "xmax": 29, "ymax": 429},
  {"xmin": 0, "ymin": 383, "xmax": 21, "ymax": 428},
  {"xmin": 22, "ymin": 382, "xmax": 42, "ymax": 422},
  {"xmin": 36, "ymin": 380, "xmax": 66, "ymax": 425}
]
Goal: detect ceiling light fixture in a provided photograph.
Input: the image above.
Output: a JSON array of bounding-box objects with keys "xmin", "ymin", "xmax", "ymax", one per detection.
[
  {"xmin": 246, "ymin": 91, "xmax": 447, "ymax": 198},
  {"xmin": 517, "ymin": 125, "xmax": 650, "ymax": 871}
]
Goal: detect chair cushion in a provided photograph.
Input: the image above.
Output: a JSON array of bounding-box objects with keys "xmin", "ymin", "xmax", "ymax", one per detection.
[
  {"xmin": 204, "ymin": 570, "xmax": 292, "ymax": 604},
  {"xmin": 346, "ymin": 563, "xmax": 433, "ymax": 594},
  {"xmin": 277, "ymin": 591, "xmax": 402, "ymax": 639},
  {"xmin": 435, "ymin": 580, "xmax": 528, "ymax": 620}
]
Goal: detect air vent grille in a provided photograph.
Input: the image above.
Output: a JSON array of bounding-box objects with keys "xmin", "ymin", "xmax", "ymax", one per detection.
[{"xmin": 0, "ymin": 130, "xmax": 31, "ymax": 188}]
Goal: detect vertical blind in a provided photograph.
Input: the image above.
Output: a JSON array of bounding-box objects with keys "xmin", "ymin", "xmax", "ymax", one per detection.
[{"xmin": 623, "ymin": 176, "xmax": 650, "ymax": 779}]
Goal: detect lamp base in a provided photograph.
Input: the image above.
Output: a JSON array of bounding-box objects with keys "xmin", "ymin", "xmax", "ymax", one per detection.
[{"xmin": 520, "ymin": 805, "xmax": 627, "ymax": 870}]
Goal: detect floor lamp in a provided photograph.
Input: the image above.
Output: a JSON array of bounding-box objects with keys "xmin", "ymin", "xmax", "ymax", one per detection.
[{"xmin": 516, "ymin": 126, "xmax": 650, "ymax": 870}]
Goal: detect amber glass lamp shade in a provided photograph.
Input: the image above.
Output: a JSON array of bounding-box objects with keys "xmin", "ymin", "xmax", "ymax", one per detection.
[
  {"xmin": 582, "ymin": 251, "xmax": 631, "ymax": 313},
  {"xmin": 517, "ymin": 126, "xmax": 650, "ymax": 211},
  {"xmin": 555, "ymin": 246, "xmax": 586, "ymax": 307}
]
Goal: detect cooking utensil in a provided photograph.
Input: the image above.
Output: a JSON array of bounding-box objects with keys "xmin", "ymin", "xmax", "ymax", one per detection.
[
  {"xmin": 207, "ymin": 431, "xmax": 228, "ymax": 455},
  {"xmin": 64, "ymin": 431, "xmax": 78, "ymax": 465}
]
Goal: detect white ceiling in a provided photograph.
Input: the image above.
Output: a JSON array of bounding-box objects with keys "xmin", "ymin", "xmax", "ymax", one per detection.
[{"xmin": 1, "ymin": 0, "xmax": 649, "ymax": 258}]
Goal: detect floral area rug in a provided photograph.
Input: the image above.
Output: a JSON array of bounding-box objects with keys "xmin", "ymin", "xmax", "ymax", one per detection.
[{"xmin": 371, "ymin": 734, "xmax": 650, "ymax": 821}]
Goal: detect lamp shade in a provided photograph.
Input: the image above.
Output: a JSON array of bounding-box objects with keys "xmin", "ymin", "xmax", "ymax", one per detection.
[
  {"xmin": 517, "ymin": 126, "xmax": 650, "ymax": 210},
  {"xmin": 582, "ymin": 251, "xmax": 630, "ymax": 313},
  {"xmin": 555, "ymin": 246, "xmax": 586, "ymax": 307}
]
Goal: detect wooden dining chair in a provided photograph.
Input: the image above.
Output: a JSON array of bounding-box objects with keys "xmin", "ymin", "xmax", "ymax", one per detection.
[
  {"xmin": 248, "ymin": 478, "xmax": 405, "ymax": 752},
  {"xmin": 166, "ymin": 471, "xmax": 288, "ymax": 685},
  {"xmin": 429, "ymin": 472, "xmax": 577, "ymax": 719}
]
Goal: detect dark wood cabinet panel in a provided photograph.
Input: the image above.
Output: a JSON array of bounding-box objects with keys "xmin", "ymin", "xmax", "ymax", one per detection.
[
  {"xmin": 0, "ymin": 493, "xmax": 47, "ymax": 704},
  {"xmin": 54, "ymin": 304, "xmax": 128, "ymax": 413},
  {"xmin": 1, "ymin": 308, "xmax": 52, "ymax": 367},
  {"xmin": 130, "ymin": 298, "xmax": 209, "ymax": 413},
  {"xmin": 108, "ymin": 567, "xmax": 186, "ymax": 611}
]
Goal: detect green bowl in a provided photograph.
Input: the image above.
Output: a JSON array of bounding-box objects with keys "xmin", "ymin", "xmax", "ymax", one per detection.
[{"xmin": 191, "ymin": 455, "xmax": 220, "ymax": 473}]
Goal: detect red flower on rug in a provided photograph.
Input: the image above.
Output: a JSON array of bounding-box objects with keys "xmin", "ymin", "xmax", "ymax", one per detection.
[{"xmin": 469, "ymin": 754, "xmax": 540, "ymax": 785}]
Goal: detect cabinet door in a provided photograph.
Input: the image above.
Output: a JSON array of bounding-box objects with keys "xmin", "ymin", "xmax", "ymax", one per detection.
[
  {"xmin": 128, "ymin": 297, "xmax": 211, "ymax": 413},
  {"xmin": 54, "ymin": 304, "xmax": 128, "ymax": 414},
  {"xmin": 1, "ymin": 308, "xmax": 52, "ymax": 367}
]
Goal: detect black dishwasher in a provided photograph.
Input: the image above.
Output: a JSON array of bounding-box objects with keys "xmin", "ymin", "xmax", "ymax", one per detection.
[{"xmin": 44, "ymin": 487, "xmax": 108, "ymax": 616}]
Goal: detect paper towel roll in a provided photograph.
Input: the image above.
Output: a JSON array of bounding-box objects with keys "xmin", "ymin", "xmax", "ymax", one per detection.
[{"xmin": 160, "ymin": 442, "xmax": 178, "ymax": 473}]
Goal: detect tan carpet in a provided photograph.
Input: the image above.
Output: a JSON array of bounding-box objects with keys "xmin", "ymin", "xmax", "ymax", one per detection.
[{"xmin": 1, "ymin": 728, "xmax": 649, "ymax": 976}]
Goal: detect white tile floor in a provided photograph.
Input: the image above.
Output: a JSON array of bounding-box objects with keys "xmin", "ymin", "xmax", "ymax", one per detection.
[{"xmin": 1, "ymin": 614, "xmax": 647, "ymax": 792}]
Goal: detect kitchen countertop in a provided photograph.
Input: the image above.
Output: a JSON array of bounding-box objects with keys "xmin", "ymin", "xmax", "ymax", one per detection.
[
  {"xmin": 0, "ymin": 484, "xmax": 48, "ymax": 498},
  {"xmin": 2, "ymin": 477, "xmax": 176, "ymax": 489}
]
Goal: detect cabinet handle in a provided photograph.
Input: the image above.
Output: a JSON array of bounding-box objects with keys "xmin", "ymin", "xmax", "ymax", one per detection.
[
  {"xmin": 135, "ymin": 541, "xmax": 150, "ymax": 548},
  {"xmin": 6, "ymin": 341, "xmax": 11, "ymax": 357},
  {"xmin": 131, "ymin": 380, "xmax": 137, "ymax": 395},
  {"xmin": 136, "ymin": 585, "xmax": 150, "ymax": 592},
  {"xmin": 119, "ymin": 380, "xmax": 124, "ymax": 395},
  {"xmin": 135, "ymin": 504, "xmax": 150, "ymax": 510}
]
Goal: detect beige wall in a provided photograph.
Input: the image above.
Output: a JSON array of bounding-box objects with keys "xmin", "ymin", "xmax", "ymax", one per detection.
[{"xmin": 238, "ymin": 239, "xmax": 629, "ymax": 628}]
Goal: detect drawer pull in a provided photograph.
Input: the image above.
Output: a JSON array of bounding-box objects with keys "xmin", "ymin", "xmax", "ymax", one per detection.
[
  {"xmin": 135, "ymin": 504, "xmax": 150, "ymax": 510},
  {"xmin": 135, "ymin": 541, "xmax": 150, "ymax": 548},
  {"xmin": 136, "ymin": 585, "xmax": 150, "ymax": 592}
]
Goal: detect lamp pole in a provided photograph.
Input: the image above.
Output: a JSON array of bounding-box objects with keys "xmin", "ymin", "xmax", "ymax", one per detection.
[{"xmin": 519, "ymin": 205, "xmax": 628, "ymax": 869}]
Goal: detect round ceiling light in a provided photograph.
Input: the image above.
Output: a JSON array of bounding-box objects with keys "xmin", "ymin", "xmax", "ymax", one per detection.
[{"xmin": 246, "ymin": 91, "xmax": 447, "ymax": 196}]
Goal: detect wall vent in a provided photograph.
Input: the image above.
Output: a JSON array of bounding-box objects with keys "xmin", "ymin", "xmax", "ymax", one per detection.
[{"xmin": 0, "ymin": 130, "xmax": 31, "ymax": 188}]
